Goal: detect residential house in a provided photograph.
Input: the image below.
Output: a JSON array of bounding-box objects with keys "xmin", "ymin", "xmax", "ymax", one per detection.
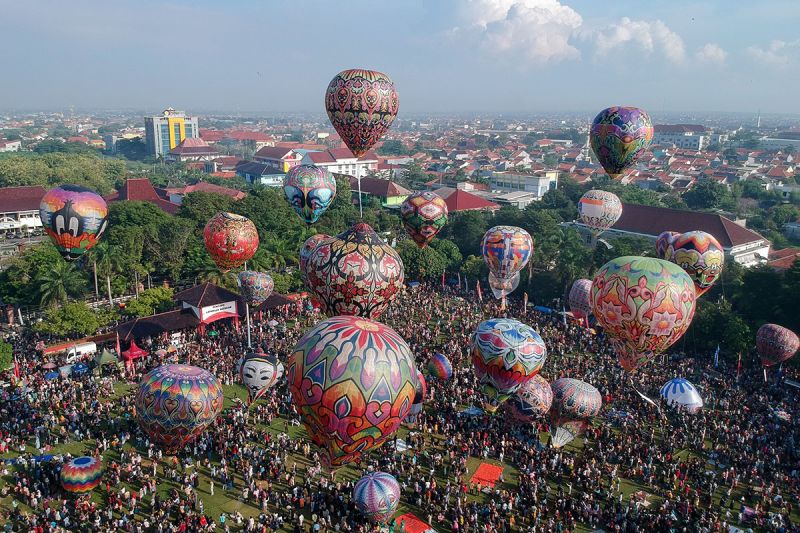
[
  {"xmin": 253, "ymin": 146, "xmax": 303, "ymax": 172},
  {"xmin": 168, "ymin": 138, "xmax": 219, "ymax": 162},
  {"xmin": 105, "ymin": 178, "xmax": 179, "ymax": 214},
  {"xmin": 302, "ymin": 148, "xmax": 378, "ymax": 178},
  {"xmin": 0, "ymin": 186, "xmax": 46, "ymax": 235},
  {"xmin": 235, "ymin": 162, "xmax": 285, "ymax": 187},
  {"xmin": 348, "ymin": 176, "xmax": 410, "ymax": 207}
]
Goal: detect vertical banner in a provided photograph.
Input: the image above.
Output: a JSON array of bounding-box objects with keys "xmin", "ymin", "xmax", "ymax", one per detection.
[
  {"xmin": 476, "ymin": 280, "xmax": 483, "ymax": 302},
  {"xmin": 523, "ymin": 292, "xmax": 528, "ymax": 310},
  {"xmin": 441, "ymin": 271, "xmax": 446, "ymax": 289}
]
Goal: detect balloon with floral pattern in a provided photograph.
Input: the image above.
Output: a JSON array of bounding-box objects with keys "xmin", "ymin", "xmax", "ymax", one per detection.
[
  {"xmin": 283, "ymin": 165, "xmax": 337, "ymax": 224},
  {"xmin": 550, "ymin": 378, "xmax": 602, "ymax": 448},
  {"xmin": 39, "ymin": 184, "xmax": 108, "ymax": 261},
  {"xmin": 668, "ymin": 231, "xmax": 725, "ymax": 297},
  {"xmin": 590, "ymin": 256, "xmax": 696, "ymax": 372},
  {"xmin": 287, "ymin": 316, "xmax": 418, "ymax": 468},
  {"xmin": 400, "ymin": 191, "xmax": 448, "ymax": 248},
  {"xmin": 568, "ymin": 279, "xmax": 593, "ymax": 320},
  {"xmin": 757, "ymin": 323, "xmax": 799, "ymax": 368},
  {"xmin": 300, "ymin": 234, "xmax": 331, "ymax": 285},
  {"xmin": 203, "ymin": 212, "xmax": 259, "ymax": 271},
  {"xmin": 237, "ymin": 271, "xmax": 274, "ymax": 306},
  {"xmin": 655, "ymin": 231, "xmax": 681, "ymax": 260},
  {"xmin": 590, "ymin": 106, "xmax": 654, "ymax": 179},
  {"xmin": 506, "ymin": 375, "xmax": 553, "ymax": 423}
]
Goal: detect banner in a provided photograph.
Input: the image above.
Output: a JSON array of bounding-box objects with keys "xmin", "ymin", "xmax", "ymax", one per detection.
[
  {"xmin": 200, "ymin": 301, "xmax": 239, "ymax": 323},
  {"xmin": 713, "ymin": 345, "xmax": 720, "ymax": 368},
  {"xmin": 476, "ymin": 280, "xmax": 483, "ymax": 302}
]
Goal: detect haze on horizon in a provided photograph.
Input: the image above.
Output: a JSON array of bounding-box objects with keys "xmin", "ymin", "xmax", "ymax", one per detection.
[{"xmin": 1, "ymin": 0, "xmax": 797, "ymax": 115}]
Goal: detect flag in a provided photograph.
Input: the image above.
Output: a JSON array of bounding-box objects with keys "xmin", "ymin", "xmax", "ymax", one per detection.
[
  {"xmin": 523, "ymin": 292, "xmax": 528, "ymax": 310},
  {"xmin": 736, "ymin": 352, "xmax": 742, "ymax": 380},
  {"xmin": 713, "ymin": 344, "xmax": 720, "ymax": 368},
  {"xmin": 476, "ymin": 280, "xmax": 483, "ymax": 302},
  {"xmin": 116, "ymin": 332, "xmax": 121, "ymax": 356},
  {"xmin": 13, "ymin": 355, "xmax": 20, "ymax": 380},
  {"xmin": 457, "ymin": 271, "xmax": 462, "ymax": 289},
  {"xmin": 441, "ymin": 271, "xmax": 446, "ymax": 288},
  {"xmin": 561, "ymin": 305, "xmax": 567, "ymax": 326}
]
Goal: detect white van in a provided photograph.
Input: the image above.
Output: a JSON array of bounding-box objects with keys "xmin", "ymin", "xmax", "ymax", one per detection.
[{"xmin": 66, "ymin": 342, "xmax": 97, "ymax": 363}]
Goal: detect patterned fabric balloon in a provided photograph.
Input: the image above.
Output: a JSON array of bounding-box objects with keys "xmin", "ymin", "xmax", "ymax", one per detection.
[
  {"xmin": 400, "ymin": 191, "xmax": 448, "ymax": 248},
  {"xmin": 578, "ymin": 190, "xmax": 622, "ymax": 237},
  {"xmin": 134, "ymin": 365, "xmax": 224, "ymax": 454},
  {"xmin": 488, "ymin": 272, "xmax": 519, "ymax": 300},
  {"xmin": 325, "ymin": 69, "xmax": 399, "ymax": 157},
  {"xmin": 39, "ymin": 184, "xmax": 108, "ymax": 261},
  {"xmin": 655, "ymin": 231, "xmax": 681, "ymax": 260},
  {"xmin": 480, "ymin": 226, "xmax": 533, "ymax": 281},
  {"xmin": 757, "ymin": 323, "xmax": 799, "ymax": 367},
  {"xmin": 660, "ymin": 378, "xmax": 703, "ymax": 413},
  {"xmin": 568, "ymin": 279, "xmax": 593, "ymax": 320},
  {"xmin": 590, "ymin": 106, "xmax": 654, "ymax": 179},
  {"xmin": 287, "ymin": 316, "xmax": 418, "ymax": 467},
  {"xmin": 406, "ymin": 370, "xmax": 427, "ymax": 425},
  {"xmin": 668, "ymin": 231, "xmax": 725, "ymax": 297},
  {"xmin": 353, "ymin": 472, "xmax": 401, "ymax": 524},
  {"xmin": 203, "ymin": 212, "xmax": 259, "ymax": 271},
  {"xmin": 60, "ymin": 456, "xmax": 103, "ymax": 493},
  {"xmin": 283, "ymin": 165, "xmax": 337, "ymax": 224},
  {"xmin": 300, "ymin": 234, "xmax": 331, "ymax": 284},
  {"xmin": 471, "ymin": 319, "xmax": 547, "ymax": 412},
  {"xmin": 550, "ymin": 378, "xmax": 602, "ymax": 448},
  {"xmin": 239, "ymin": 348, "xmax": 284, "ymax": 405},
  {"xmin": 306, "ymin": 222, "xmax": 404, "ymax": 319},
  {"xmin": 237, "ymin": 271, "xmax": 274, "ymax": 306},
  {"xmin": 427, "ymin": 352, "xmax": 453, "ymax": 380},
  {"xmin": 506, "ymin": 375, "xmax": 553, "ymax": 423},
  {"xmin": 590, "ymin": 257, "xmax": 696, "ymax": 372}
]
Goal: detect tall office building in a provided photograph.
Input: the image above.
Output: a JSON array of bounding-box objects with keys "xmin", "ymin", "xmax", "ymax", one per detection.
[{"xmin": 144, "ymin": 108, "xmax": 199, "ymax": 157}]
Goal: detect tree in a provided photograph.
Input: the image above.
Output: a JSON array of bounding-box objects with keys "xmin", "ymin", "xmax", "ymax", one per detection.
[
  {"xmin": 687, "ymin": 298, "xmax": 752, "ymax": 360},
  {"xmin": 377, "ymin": 140, "xmax": 409, "ymax": 156},
  {"xmin": 440, "ymin": 211, "xmax": 489, "ymax": 257},
  {"xmin": 682, "ymin": 181, "xmax": 731, "ymax": 210},
  {"xmin": 178, "ymin": 192, "xmax": 236, "ymax": 229},
  {"xmin": 0, "ymin": 243, "xmax": 64, "ymax": 306},
  {"xmin": 34, "ymin": 139, "xmax": 99, "ymax": 155},
  {"xmin": 0, "ymin": 341, "xmax": 12, "ymax": 372},
  {"xmin": 543, "ymin": 153, "xmax": 559, "ymax": 167},
  {"xmin": 36, "ymin": 260, "xmax": 87, "ymax": 308},
  {"xmin": 144, "ymin": 218, "xmax": 196, "ymax": 281},
  {"xmin": 33, "ymin": 302, "xmax": 103, "ymax": 337},
  {"xmin": 396, "ymin": 239, "xmax": 447, "ymax": 279},
  {"xmin": 123, "ymin": 287, "xmax": 175, "ymax": 318},
  {"xmin": 429, "ymin": 239, "xmax": 463, "ymax": 270},
  {"xmin": 460, "ymin": 255, "xmax": 487, "ymax": 281}
]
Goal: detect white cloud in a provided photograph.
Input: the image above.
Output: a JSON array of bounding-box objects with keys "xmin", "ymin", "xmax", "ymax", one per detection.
[
  {"xmin": 695, "ymin": 43, "xmax": 727, "ymax": 64},
  {"xmin": 747, "ymin": 40, "xmax": 800, "ymax": 67},
  {"xmin": 589, "ymin": 17, "xmax": 686, "ymax": 63},
  {"xmin": 455, "ymin": 0, "xmax": 583, "ymax": 64}
]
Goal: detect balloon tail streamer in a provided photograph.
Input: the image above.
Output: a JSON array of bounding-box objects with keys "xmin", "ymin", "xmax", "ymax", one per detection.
[
  {"xmin": 630, "ymin": 376, "xmax": 660, "ymax": 413},
  {"xmin": 357, "ymin": 176, "xmax": 363, "ymax": 219}
]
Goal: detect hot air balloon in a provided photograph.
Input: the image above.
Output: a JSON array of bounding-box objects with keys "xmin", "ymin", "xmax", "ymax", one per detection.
[
  {"xmin": 300, "ymin": 234, "xmax": 331, "ymax": 283},
  {"xmin": 578, "ymin": 190, "xmax": 622, "ymax": 237},
  {"xmin": 325, "ymin": 69, "xmax": 399, "ymax": 158},
  {"xmin": 239, "ymin": 348, "xmax": 284, "ymax": 405},
  {"xmin": 287, "ymin": 316, "xmax": 418, "ymax": 468},
  {"xmin": 471, "ymin": 318, "xmax": 547, "ymax": 412},
  {"xmin": 400, "ymin": 191, "xmax": 448, "ymax": 248},
  {"xmin": 427, "ymin": 352, "xmax": 453, "ymax": 380},
  {"xmin": 488, "ymin": 272, "xmax": 520, "ymax": 300},
  {"xmin": 353, "ymin": 472, "xmax": 401, "ymax": 524},
  {"xmin": 655, "ymin": 231, "xmax": 680, "ymax": 260},
  {"xmin": 550, "ymin": 378, "xmax": 602, "ymax": 448},
  {"xmin": 60, "ymin": 456, "xmax": 103, "ymax": 493},
  {"xmin": 237, "ymin": 271, "xmax": 274, "ymax": 306},
  {"xmin": 590, "ymin": 106, "xmax": 653, "ymax": 180},
  {"xmin": 283, "ymin": 165, "xmax": 337, "ymax": 224},
  {"xmin": 668, "ymin": 231, "xmax": 725, "ymax": 297},
  {"xmin": 406, "ymin": 370, "xmax": 427, "ymax": 425},
  {"xmin": 305, "ymin": 222, "xmax": 404, "ymax": 319},
  {"xmin": 506, "ymin": 375, "xmax": 553, "ymax": 423},
  {"xmin": 757, "ymin": 324, "xmax": 799, "ymax": 367},
  {"xmin": 480, "ymin": 226, "xmax": 533, "ymax": 281},
  {"xmin": 660, "ymin": 378, "xmax": 703, "ymax": 413},
  {"xmin": 568, "ymin": 279, "xmax": 593, "ymax": 320},
  {"xmin": 39, "ymin": 184, "xmax": 108, "ymax": 261},
  {"xmin": 203, "ymin": 212, "xmax": 259, "ymax": 271},
  {"xmin": 134, "ymin": 364, "xmax": 224, "ymax": 454},
  {"xmin": 590, "ymin": 257, "xmax": 696, "ymax": 372}
]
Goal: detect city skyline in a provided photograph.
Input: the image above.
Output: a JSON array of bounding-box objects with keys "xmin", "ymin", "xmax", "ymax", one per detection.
[{"xmin": 1, "ymin": 0, "xmax": 798, "ymax": 114}]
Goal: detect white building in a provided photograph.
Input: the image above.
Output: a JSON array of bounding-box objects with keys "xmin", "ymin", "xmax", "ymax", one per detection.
[
  {"xmin": 0, "ymin": 186, "xmax": 45, "ymax": 236},
  {"xmin": 654, "ymin": 125, "xmax": 709, "ymax": 150},
  {"xmin": 490, "ymin": 171, "xmax": 558, "ymax": 199},
  {"xmin": 0, "ymin": 140, "xmax": 22, "ymax": 152},
  {"xmin": 301, "ymin": 147, "xmax": 378, "ymax": 178}
]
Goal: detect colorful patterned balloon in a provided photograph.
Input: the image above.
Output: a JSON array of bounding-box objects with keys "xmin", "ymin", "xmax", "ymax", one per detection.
[
  {"xmin": 39, "ymin": 184, "xmax": 108, "ymax": 261},
  {"xmin": 427, "ymin": 352, "xmax": 453, "ymax": 380},
  {"xmin": 203, "ymin": 212, "xmax": 259, "ymax": 271},
  {"xmin": 325, "ymin": 69, "xmax": 399, "ymax": 157},
  {"xmin": 239, "ymin": 348, "xmax": 284, "ymax": 405},
  {"xmin": 60, "ymin": 456, "xmax": 103, "ymax": 493},
  {"xmin": 306, "ymin": 222, "xmax": 404, "ymax": 319},
  {"xmin": 353, "ymin": 472, "xmax": 401, "ymax": 524},
  {"xmin": 568, "ymin": 279, "xmax": 593, "ymax": 320},
  {"xmin": 406, "ymin": 369, "xmax": 427, "ymax": 425},
  {"xmin": 488, "ymin": 272, "xmax": 519, "ymax": 300},
  {"xmin": 480, "ymin": 226, "xmax": 533, "ymax": 281},
  {"xmin": 300, "ymin": 234, "xmax": 331, "ymax": 284},
  {"xmin": 237, "ymin": 271, "xmax": 274, "ymax": 306},
  {"xmin": 668, "ymin": 231, "xmax": 725, "ymax": 297},
  {"xmin": 134, "ymin": 365, "xmax": 224, "ymax": 454},
  {"xmin": 550, "ymin": 378, "xmax": 602, "ymax": 448},
  {"xmin": 472, "ymin": 318, "xmax": 547, "ymax": 412},
  {"xmin": 757, "ymin": 323, "xmax": 799, "ymax": 368},
  {"xmin": 590, "ymin": 106, "xmax": 653, "ymax": 179},
  {"xmin": 578, "ymin": 190, "xmax": 622, "ymax": 237},
  {"xmin": 400, "ymin": 191, "xmax": 448, "ymax": 248},
  {"xmin": 660, "ymin": 377, "xmax": 703, "ymax": 414},
  {"xmin": 287, "ymin": 316, "xmax": 418, "ymax": 467},
  {"xmin": 506, "ymin": 375, "xmax": 553, "ymax": 423},
  {"xmin": 655, "ymin": 231, "xmax": 681, "ymax": 260},
  {"xmin": 590, "ymin": 257, "xmax": 696, "ymax": 372},
  {"xmin": 283, "ymin": 165, "xmax": 337, "ymax": 224}
]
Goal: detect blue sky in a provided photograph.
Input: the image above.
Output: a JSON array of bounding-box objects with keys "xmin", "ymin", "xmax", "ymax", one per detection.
[{"xmin": 1, "ymin": 0, "xmax": 798, "ymax": 114}]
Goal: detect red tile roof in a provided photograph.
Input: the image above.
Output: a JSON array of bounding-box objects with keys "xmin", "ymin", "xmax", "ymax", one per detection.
[
  {"xmin": 227, "ymin": 131, "xmax": 273, "ymax": 142},
  {"xmin": 106, "ymin": 178, "xmax": 179, "ymax": 214},
  {"xmin": 0, "ymin": 185, "xmax": 46, "ymax": 213},
  {"xmin": 328, "ymin": 147, "xmax": 379, "ymax": 161},
  {"xmin": 174, "ymin": 281, "xmax": 244, "ymax": 308},
  {"xmin": 199, "ymin": 129, "xmax": 225, "ymax": 142},
  {"xmin": 768, "ymin": 248, "xmax": 800, "ymax": 270},
  {"xmin": 655, "ymin": 124, "xmax": 707, "ymax": 133},
  {"xmin": 170, "ymin": 137, "xmax": 218, "ymax": 155},
  {"xmin": 440, "ymin": 189, "xmax": 500, "ymax": 212},
  {"xmin": 347, "ymin": 176, "xmax": 411, "ymax": 197},
  {"xmin": 254, "ymin": 146, "xmax": 297, "ymax": 159},
  {"xmin": 166, "ymin": 182, "xmax": 246, "ymax": 200}
]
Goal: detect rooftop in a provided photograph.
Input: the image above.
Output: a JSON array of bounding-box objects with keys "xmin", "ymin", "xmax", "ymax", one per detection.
[
  {"xmin": 347, "ymin": 176, "xmax": 411, "ymax": 198},
  {"xmin": 105, "ymin": 178, "xmax": 179, "ymax": 214},
  {"xmin": 0, "ymin": 185, "xmax": 46, "ymax": 213}
]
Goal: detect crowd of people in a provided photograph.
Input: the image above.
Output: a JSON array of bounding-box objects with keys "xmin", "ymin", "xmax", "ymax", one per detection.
[{"xmin": 0, "ymin": 283, "xmax": 798, "ymax": 532}]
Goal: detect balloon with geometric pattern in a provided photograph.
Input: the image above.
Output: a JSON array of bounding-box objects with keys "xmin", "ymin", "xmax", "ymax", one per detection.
[
  {"xmin": 506, "ymin": 375, "xmax": 553, "ymax": 423},
  {"xmin": 400, "ymin": 191, "xmax": 448, "ymax": 248},
  {"xmin": 757, "ymin": 323, "xmax": 799, "ymax": 368},
  {"xmin": 480, "ymin": 226, "xmax": 533, "ymax": 281},
  {"xmin": 237, "ymin": 271, "xmax": 274, "ymax": 306},
  {"xmin": 655, "ymin": 231, "xmax": 680, "ymax": 260},
  {"xmin": 325, "ymin": 69, "xmax": 399, "ymax": 158},
  {"xmin": 300, "ymin": 234, "xmax": 331, "ymax": 284},
  {"xmin": 287, "ymin": 316, "xmax": 418, "ymax": 468},
  {"xmin": 60, "ymin": 456, "xmax": 104, "ymax": 493},
  {"xmin": 550, "ymin": 378, "xmax": 602, "ymax": 448},
  {"xmin": 39, "ymin": 184, "xmax": 109, "ymax": 261},
  {"xmin": 134, "ymin": 364, "xmax": 224, "ymax": 454},
  {"xmin": 590, "ymin": 106, "xmax": 654, "ymax": 180},
  {"xmin": 660, "ymin": 377, "xmax": 703, "ymax": 414},
  {"xmin": 578, "ymin": 189, "xmax": 622, "ymax": 237},
  {"xmin": 427, "ymin": 352, "xmax": 453, "ymax": 380},
  {"xmin": 353, "ymin": 472, "xmax": 401, "ymax": 524},
  {"xmin": 568, "ymin": 279, "xmax": 593, "ymax": 320},
  {"xmin": 283, "ymin": 165, "xmax": 337, "ymax": 224},
  {"xmin": 668, "ymin": 231, "xmax": 725, "ymax": 297},
  {"xmin": 203, "ymin": 212, "xmax": 259, "ymax": 272}
]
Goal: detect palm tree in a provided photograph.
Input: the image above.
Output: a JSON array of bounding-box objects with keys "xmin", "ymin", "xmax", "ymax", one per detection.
[{"xmin": 37, "ymin": 261, "xmax": 87, "ymax": 308}]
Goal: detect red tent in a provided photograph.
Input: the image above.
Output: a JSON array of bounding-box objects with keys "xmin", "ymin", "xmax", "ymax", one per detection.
[{"xmin": 121, "ymin": 340, "xmax": 149, "ymax": 361}]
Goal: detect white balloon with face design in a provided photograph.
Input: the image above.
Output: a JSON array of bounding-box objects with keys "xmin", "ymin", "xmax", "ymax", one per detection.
[{"xmin": 239, "ymin": 351, "xmax": 284, "ymax": 405}]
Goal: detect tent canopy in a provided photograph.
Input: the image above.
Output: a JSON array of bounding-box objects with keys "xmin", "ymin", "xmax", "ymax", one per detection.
[
  {"xmin": 121, "ymin": 340, "xmax": 148, "ymax": 361},
  {"xmin": 94, "ymin": 349, "xmax": 118, "ymax": 366}
]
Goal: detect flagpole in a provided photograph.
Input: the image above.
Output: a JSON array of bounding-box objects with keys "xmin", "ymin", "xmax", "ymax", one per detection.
[{"xmin": 246, "ymin": 303, "xmax": 252, "ymax": 348}]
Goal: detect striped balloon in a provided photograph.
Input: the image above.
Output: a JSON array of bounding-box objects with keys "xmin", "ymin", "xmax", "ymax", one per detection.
[
  {"xmin": 427, "ymin": 352, "xmax": 453, "ymax": 380},
  {"xmin": 660, "ymin": 378, "xmax": 703, "ymax": 414},
  {"xmin": 353, "ymin": 472, "xmax": 401, "ymax": 524},
  {"xmin": 61, "ymin": 456, "xmax": 103, "ymax": 493}
]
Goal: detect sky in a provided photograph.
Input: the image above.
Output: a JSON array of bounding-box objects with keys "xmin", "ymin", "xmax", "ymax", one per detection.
[{"xmin": 1, "ymin": 0, "xmax": 798, "ymax": 114}]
